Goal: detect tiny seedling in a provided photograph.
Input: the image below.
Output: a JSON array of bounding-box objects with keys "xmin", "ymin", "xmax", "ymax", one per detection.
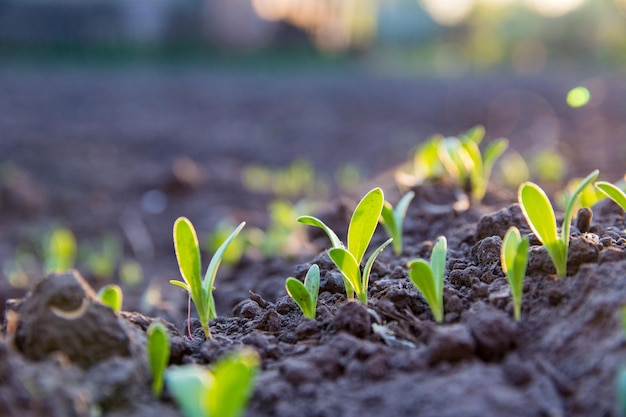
[
  {"xmin": 596, "ymin": 181, "xmax": 626, "ymax": 211},
  {"xmin": 438, "ymin": 125, "xmax": 509, "ymax": 204},
  {"xmin": 44, "ymin": 227, "xmax": 77, "ymax": 273},
  {"xmin": 171, "ymin": 217, "xmax": 245, "ymax": 339},
  {"xmin": 166, "ymin": 349, "xmax": 259, "ymax": 417},
  {"xmin": 518, "ymin": 169, "xmax": 599, "ymax": 277},
  {"xmin": 147, "ymin": 321, "xmax": 170, "ymax": 398},
  {"xmin": 501, "ymin": 227, "xmax": 529, "ymax": 321},
  {"xmin": 407, "ymin": 236, "xmax": 447, "ymax": 323},
  {"xmin": 381, "ymin": 191, "xmax": 415, "ymax": 255},
  {"xmin": 285, "ymin": 264, "xmax": 320, "ymax": 319},
  {"xmin": 97, "ymin": 284, "xmax": 123, "ymax": 313},
  {"xmin": 298, "ymin": 187, "xmax": 390, "ymax": 302}
]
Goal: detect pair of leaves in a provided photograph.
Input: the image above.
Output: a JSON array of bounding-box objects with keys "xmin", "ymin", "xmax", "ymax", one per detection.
[
  {"xmin": 298, "ymin": 188, "xmax": 390, "ymax": 302},
  {"xmin": 285, "ymin": 264, "xmax": 320, "ymax": 319},
  {"xmin": 171, "ymin": 217, "xmax": 246, "ymax": 338},
  {"xmin": 501, "ymin": 227, "xmax": 529, "ymax": 321},
  {"xmin": 166, "ymin": 349, "xmax": 259, "ymax": 417},
  {"xmin": 518, "ymin": 170, "xmax": 599, "ymax": 277},
  {"xmin": 381, "ymin": 191, "xmax": 415, "ymax": 255},
  {"xmin": 407, "ymin": 236, "xmax": 447, "ymax": 323},
  {"xmin": 438, "ymin": 126, "xmax": 508, "ymax": 204}
]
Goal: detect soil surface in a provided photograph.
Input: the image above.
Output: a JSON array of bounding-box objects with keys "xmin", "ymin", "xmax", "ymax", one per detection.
[{"xmin": 1, "ymin": 66, "xmax": 626, "ymax": 417}]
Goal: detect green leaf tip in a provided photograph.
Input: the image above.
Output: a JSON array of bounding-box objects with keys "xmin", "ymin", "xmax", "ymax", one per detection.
[
  {"xmin": 501, "ymin": 227, "xmax": 529, "ymax": 321},
  {"xmin": 596, "ymin": 181, "xmax": 626, "ymax": 211},
  {"xmin": 97, "ymin": 284, "xmax": 123, "ymax": 313},
  {"xmin": 348, "ymin": 187, "xmax": 385, "ymax": 265},
  {"xmin": 286, "ymin": 264, "xmax": 320, "ymax": 319},
  {"xmin": 147, "ymin": 321, "xmax": 170, "ymax": 397}
]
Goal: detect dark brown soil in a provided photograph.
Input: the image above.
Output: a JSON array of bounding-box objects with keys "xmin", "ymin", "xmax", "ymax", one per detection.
[{"xmin": 1, "ymin": 67, "xmax": 626, "ymax": 417}]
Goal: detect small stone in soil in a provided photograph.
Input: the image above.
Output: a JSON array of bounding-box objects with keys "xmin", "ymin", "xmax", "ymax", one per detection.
[
  {"xmin": 465, "ymin": 303, "xmax": 517, "ymax": 361},
  {"xmin": 331, "ymin": 301, "xmax": 371, "ymax": 339},
  {"xmin": 427, "ymin": 324, "xmax": 475, "ymax": 365}
]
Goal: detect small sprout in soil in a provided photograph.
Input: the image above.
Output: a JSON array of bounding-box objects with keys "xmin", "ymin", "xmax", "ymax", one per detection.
[
  {"xmin": 381, "ymin": 191, "xmax": 415, "ymax": 255},
  {"xmin": 407, "ymin": 236, "xmax": 447, "ymax": 323},
  {"xmin": 298, "ymin": 187, "xmax": 387, "ymax": 300},
  {"xmin": 395, "ymin": 134, "xmax": 444, "ymax": 188},
  {"xmin": 97, "ymin": 284, "xmax": 123, "ymax": 313},
  {"xmin": 438, "ymin": 125, "xmax": 509, "ymax": 204},
  {"xmin": 44, "ymin": 227, "xmax": 77, "ymax": 273},
  {"xmin": 595, "ymin": 181, "xmax": 626, "ymax": 211},
  {"xmin": 147, "ymin": 321, "xmax": 170, "ymax": 398},
  {"xmin": 166, "ymin": 348, "xmax": 259, "ymax": 417},
  {"xmin": 501, "ymin": 227, "xmax": 529, "ymax": 321},
  {"xmin": 518, "ymin": 170, "xmax": 599, "ymax": 278},
  {"xmin": 285, "ymin": 264, "xmax": 320, "ymax": 319},
  {"xmin": 171, "ymin": 217, "xmax": 246, "ymax": 339}
]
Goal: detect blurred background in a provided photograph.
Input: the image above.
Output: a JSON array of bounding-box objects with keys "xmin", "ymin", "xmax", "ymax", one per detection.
[{"xmin": 1, "ymin": 0, "xmax": 625, "ymax": 320}]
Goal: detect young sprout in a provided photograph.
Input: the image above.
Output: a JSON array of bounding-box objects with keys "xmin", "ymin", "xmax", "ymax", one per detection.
[
  {"xmin": 518, "ymin": 170, "xmax": 599, "ymax": 278},
  {"xmin": 394, "ymin": 134, "xmax": 444, "ymax": 188},
  {"xmin": 97, "ymin": 284, "xmax": 123, "ymax": 313},
  {"xmin": 44, "ymin": 227, "xmax": 77, "ymax": 273},
  {"xmin": 595, "ymin": 181, "xmax": 626, "ymax": 211},
  {"xmin": 147, "ymin": 321, "xmax": 170, "ymax": 398},
  {"xmin": 438, "ymin": 125, "xmax": 509, "ymax": 204},
  {"xmin": 298, "ymin": 188, "xmax": 390, "ymax": 302},
  {"xmin": 407, "ymin": 236, "xmax": 447, "ymax": 323},
  {"xmin": 166, "ymin": 349, "xmax": 259, "ymax": 417},
  {"xmin": 501, "ymin": 227, "xmax": 529, "ymax": 321},
  {"xmin": 285, "ymin": 264, "xmax": 320, "ymax": 319},
  {"xmin": 381, "ymin": 191, "xmax": 415, "ymax": 255},
  {"xmin": 171, "ymin": 217, "xmax": 246, "ymax": 339}
]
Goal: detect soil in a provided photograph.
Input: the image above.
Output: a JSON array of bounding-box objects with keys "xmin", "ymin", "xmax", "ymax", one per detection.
[{"xmin": 1, "ymin": 67, "xmax": 626, "ymax": 417}]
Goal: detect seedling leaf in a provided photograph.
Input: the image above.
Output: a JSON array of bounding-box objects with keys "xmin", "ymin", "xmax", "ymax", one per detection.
[
  {"xmin": 381, "ymin": 191, "xmax": 415, "ymax": 255},
  {"xmin": 501, "ymin": 227, "xmax": 529, "ymax": 321},
  {"xmin": 362, "ymin": 238, "xmax": 393, "ymax": 297},
  {"xmin": 329, "ymin": 247, "xmax": 362, "ymax": 301},
  {"xmin": 296, "ymin": 216, "xmax": 343, "ymax": 248},
  {"xmin": 407, "ymin": 259, "xmax": 442, "ymax": 323},
  {"xmin": 596, "ymin": 181, "xmax": 626, "ymax": 211},
  {"xmin": 347, "ymin": 187, "xmax": 384, "ymax": 264},
  {"xmin": 207, "ymin": 349, "xmax": 259, "ymax": 417},
  {"xmin": 97, "ymin": 284, "xmax": 123, "ymax": 313},
  {"xmin": 430, "ymin": 236, "xmax": 447, "ymax": 299},
  {"xmin": 203, "ymin": 221, "xmax": 246, "ymax": 319},
  {"xmin": 285, "ymin": 264, "xmax": 319, "ymax": 319},
  {"xmin": 166, "ymin": 366, "xmax": 214, "ymax": 417},
  {"xmin": 147, "ymin": 321, "xmax": 170, "ymax": 397},
  {"xmin": 519, "ymin": 182, "xmax": 559, "ymax": 247},
  {"xmin": 173, "ymin": 218, "xmax": 202, "ymax": 297}
]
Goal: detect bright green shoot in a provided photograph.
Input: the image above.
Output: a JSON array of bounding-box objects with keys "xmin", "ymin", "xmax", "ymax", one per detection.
[
  {"xmin": 97, "ymin": 284, "xmax": 123, "ymax": 313},
  {"xmin": 518, "ymin": 170, "xmax": 599, "ymax": 278},
  {"xmin": 381, "ymin": 191, "xmax": 415, "ymax": 255},
  {"xmin": 298, "ymin": 188, "xmax": 387, "ymax": 300},
  {"xmin": 438, "ymin": 125, "xmax": 508, "ymax": 204},
  {"xmin": 596, "ymin": 181, "xmax": 626, "ymax": 211},
  {"xmin": 501, "ymin": 227, "xmax": 529, "ymax": 321},
  {"xmin": 147, "ymin": 321, "xmax": 170, "ymax": 398},
  {"xmin": 166, "ymin": 349, "xmax": 259, "ymax": 417},
  {"xmin": 171, "ymin": 217, "xmax": 246, "ymax": 339},
  {"xmin": 285, "ymin": 264, "xmax": 320, "ymax": 319},
  {"xmin": 407, "ymin": 236, "xmax": 447, "ymax": 323},
  {"xmin": 44, "ymin": 227, "xmax": 77, "ymax": 273}
]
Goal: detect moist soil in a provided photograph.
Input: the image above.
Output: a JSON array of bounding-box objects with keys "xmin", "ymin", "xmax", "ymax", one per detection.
[{"xmin": 1, "ymin": 69, "xmax": 626, "ymax": 417}]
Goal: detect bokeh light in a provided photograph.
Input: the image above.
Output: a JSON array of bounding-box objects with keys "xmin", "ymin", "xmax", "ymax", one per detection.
[{"xmin": 567, "ymin": 87, "xmax": 591, "ymax": 108}]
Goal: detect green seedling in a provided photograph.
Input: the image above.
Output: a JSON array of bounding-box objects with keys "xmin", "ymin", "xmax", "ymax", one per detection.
[
  {"xmin": 147, "ymin": 321, "xmax": 170, "ymax": 398},
  {"xmin": 381, "ymin": 191, "xmax": 415, "ymax": 255},
  {"xmin": 501, "ymin": 227, "xmax": 529, "ymax": 321},
  {"xmin": 407, "ymin": 236, "xmax": 447, "ymax": 323},
  {"xmin": 285, "ymin": 264, "xmax": 320, "ymax": 319},
  {"xmin": 395, "ymin": 134, "xmax": 444, "ymax": 189},
  {"xmin": 596, "ymin": 181, "xmax": 626, "ymax": 211},
  {"xmin": 44, "ymin": 227, "xmax": 77, "ymax": 273},
  {"xmin": 518, "ymin": 169, "xmax": 599, "ymax": 278},
  {"xmin": 97, "ymin": 284, "xmax": 123, "ymax": 313},
  {"xmin": 166, "ymin": 349, "xmax": 259, "ymax": 417},
  {"xmin": 298, "ymin": 187, "xmax": 389, "ymax": 301},
  {"xmin": 438, "ymin": 125, "xmax": 508, "ymax": 204},
  {"xmin": 171, "ymin": 217, "xmax": 246, "ymax": 339}
]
